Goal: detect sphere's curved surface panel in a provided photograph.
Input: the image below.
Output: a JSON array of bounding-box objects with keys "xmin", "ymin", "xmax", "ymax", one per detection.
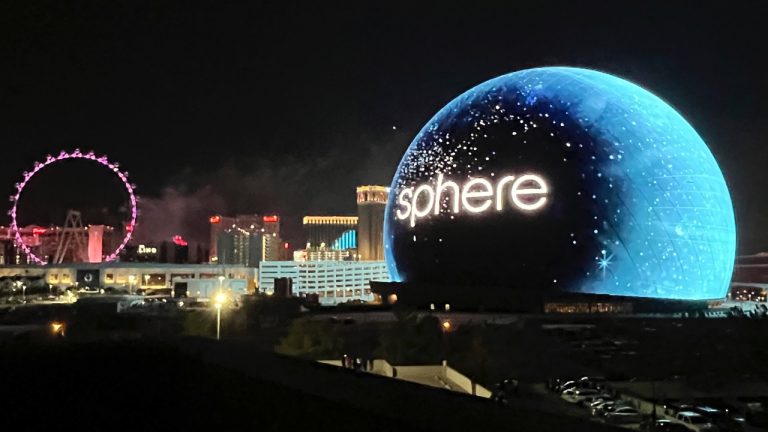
[{"xmin": 384, "ymin": 67, "xmax": 735, "ymax": 300}]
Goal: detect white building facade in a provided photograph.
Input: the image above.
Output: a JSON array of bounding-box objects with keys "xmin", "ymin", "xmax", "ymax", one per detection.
[
  {"xmin": 0, "ymin": 263, "xmax": 257, "ymax": 295},
  {"xmin": 258, "ymin": 260, "xmax": 389, "ymax": 305}
]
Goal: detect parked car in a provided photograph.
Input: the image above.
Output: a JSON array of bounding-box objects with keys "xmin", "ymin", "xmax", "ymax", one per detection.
[
  {"xmin": 664, "ymin": 401, "xmax": 697, "ymax": 417},
  {"xmin": 561, "ymin": 388, "xmax": 599, "ymax": 403},
  {"xmin": 595, "ymin": 400, "xmax": 632, "ymax": 417},
  {"xmin": 580, "ymin": 393, "xmax": 612, "ymax": 407},
  {"xmin": 642, "ymin": 419, "xmax": 692, "ymax": 432},
  {"xmin": 675, "ymin": 411, "xmax": 718, "ymax": 432},
  {"xmin": 556, "ymin": 380, "xmax": 577, "ymax": 392},
  {"xmin": 559, "ymin": 376, "xmax": 602, "ymax": 391},
  {"xmin": 589, "ymin": 397, "xmax": 614, "ymax": 410},
  {"xmin": 694, "ymin": 406, "xmax": 743, "ymax": 431},
  {"xmin": 590, "ymin": 398, "xmax": 618, "ymax": 415},
  {"xmin": 579, "ymin": 376, "xmax": 607, "ymax": 389},
  {"xmin": 604, "ymin": 406, "xmax": 644, "ymax": 424}
]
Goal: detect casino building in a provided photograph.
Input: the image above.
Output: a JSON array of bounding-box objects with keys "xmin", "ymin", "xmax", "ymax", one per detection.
[
  {"xmin": 259, "ymin": 260, "xmax": 389, "ymax": 306},
  {"xmin": 357, "ymin": 186, "xmax": 388, "ymax": 261},
  {"xmin": 298, "ymin": 216, "xmax": 358, "ymax": 261},
  {"xmin": 0, "ymin": 262, "xmax": 257, "ymax": 296},
  {"xmin": 209, "ymin": 214, "xmax": 285, "ymax": 265}
]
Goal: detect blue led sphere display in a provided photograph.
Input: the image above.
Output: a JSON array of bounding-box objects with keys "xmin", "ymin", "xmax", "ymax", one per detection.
[{"xmin": 384, "ymin": 67, "xmax": 735, "ymax": 300}]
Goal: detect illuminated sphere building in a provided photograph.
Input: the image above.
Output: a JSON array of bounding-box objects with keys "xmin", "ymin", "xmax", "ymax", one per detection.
[{"xmin": 384, "ymin": 67, "xmax": 735, "ymax": 301}]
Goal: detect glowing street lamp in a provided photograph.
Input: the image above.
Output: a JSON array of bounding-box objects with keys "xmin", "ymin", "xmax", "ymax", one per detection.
[
  {"xmin": 51, "ymin": 321, "xmax": 65, "ymax": 337},
  {"xmin": 214, "ymin": 292, "xmax": 227, "ymax": 341},
  {"xmin": 441, "ymin": 320, "xmax": 452, "ymax": 332}
]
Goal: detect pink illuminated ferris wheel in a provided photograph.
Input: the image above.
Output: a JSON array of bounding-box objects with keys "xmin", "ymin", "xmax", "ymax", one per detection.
[{"xmin": 8, "ymin": 149, "xmax": 138, "ymax": 264}]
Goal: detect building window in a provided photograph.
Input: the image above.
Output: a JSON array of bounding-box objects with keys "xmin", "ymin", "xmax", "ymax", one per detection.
[
  {"xmin": 141, "ymin": 273, "xmax": 167, "ymax": 287},
  {"xmin": 105, "ymin": 273, "xmax": 114, "ymax": 283}
]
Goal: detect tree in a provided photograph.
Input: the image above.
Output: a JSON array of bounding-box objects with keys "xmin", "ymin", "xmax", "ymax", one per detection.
[
  {"xmin": 275, "ymin": 317, "xmax": 343, "ymax": 359},
  {"xmin": 376, "ymin": 311, "xmax": 443, "ymax": 364}
]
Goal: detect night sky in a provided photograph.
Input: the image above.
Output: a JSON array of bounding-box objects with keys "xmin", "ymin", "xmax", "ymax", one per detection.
[{"xmin": 1, "ymin": 1, "xmax": 766, "ymax": 252}]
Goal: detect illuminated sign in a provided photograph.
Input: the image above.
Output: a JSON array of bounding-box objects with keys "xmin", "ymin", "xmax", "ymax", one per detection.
[
  {"xmin": 172, "ymin": 235, "xmax": 188, "ymax": 246},
  {"xmin": 138, "ymin": 244, "xmax": 157, "ymax": 254},
  {"xmin": 396, "ymin": 173, "xmax": 548, "ymax": 227},
  {"xmin": 32, "ymin": 227, "xmax": 47, "ymax": 235},
  {"xmin": 209, "ymin": 215, "xmax": 221, "ymax": 224},
  {"xmin": 263, "ymin": 215, "xmax": 279, "ymax": 223}
]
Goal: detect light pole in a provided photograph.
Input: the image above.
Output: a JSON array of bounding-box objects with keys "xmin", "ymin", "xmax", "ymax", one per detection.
[
  {"xmin": 215, "ymin": 275, "xmax": 226, "ymax": 341},
  {"xmin": 22, "ymin": 284, "xmax": 26, "ymax": 303},
  {"xmin": 214, "ymin": 292, "xmax": 226, "ymax": 341},
  {"xmin": 440, "ymin": 318, "xmax": 452, "ymax": 359},
  {"xmin": 128, "ymin": 275, "xmax": 136, "ymax": 295}
]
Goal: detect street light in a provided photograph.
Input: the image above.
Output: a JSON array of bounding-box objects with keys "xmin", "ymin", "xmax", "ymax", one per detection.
[
  {"xmin": 441, "ymin": 320, "xmax": 452, "ymax": 332},
  {"xmin": 22, "ymin": 284, "xmax": 26, "ymax": 303},
  {"xmin": 51, "ymin": 322, "xmax": 65, "ymax": 337},
  {"xmin": 214, "ymin": 292, "xmax": 227, "ymax": 341},
  {"xmin": 440, "ymin": 319, "xmax": 453, "ymax": 364}
]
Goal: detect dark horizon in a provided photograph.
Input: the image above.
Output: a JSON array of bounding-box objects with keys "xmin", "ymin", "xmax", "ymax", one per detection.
[{"xmin": 1, "ymin": 1, "xmax": 766, "ymax": 252}]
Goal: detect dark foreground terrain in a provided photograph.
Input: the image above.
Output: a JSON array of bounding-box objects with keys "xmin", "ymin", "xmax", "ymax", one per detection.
[{"xmin": 0, "ymin": 337, "xmax": 617, "ymax": 431}]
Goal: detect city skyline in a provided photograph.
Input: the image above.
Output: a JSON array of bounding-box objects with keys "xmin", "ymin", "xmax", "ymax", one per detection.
[
  {"xmin": 2, "ymin": 4, "xmax": 768, "ymax": 431},
  {"xmin": 1, "ymin": 2, "xmax": 766, "ymax": 252}
]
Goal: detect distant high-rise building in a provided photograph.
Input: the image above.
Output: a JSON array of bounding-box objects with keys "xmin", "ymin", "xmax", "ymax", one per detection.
[
  {"xmin": 262, "ymin": 215, "xmax": 280, "ymax": 235},
  {"xmin": 209, "ymin": 214, "xmax": 282, "ymax": 266},
  {"xmin": 303, "ymin": 216, "xmax": 358, "ymax": 250},
  {"xmin": 356, "ymin": 186, "xmax": 388, "ymax": 261},
  {"xmin": 262, "ymin": 232, "xmax": 287, "ymax": 262}
]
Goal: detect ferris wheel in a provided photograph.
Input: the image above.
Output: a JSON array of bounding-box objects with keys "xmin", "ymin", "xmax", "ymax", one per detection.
[{"xmin": 8, "ymin": 149, "xmax": 138, "ymax": 264}]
